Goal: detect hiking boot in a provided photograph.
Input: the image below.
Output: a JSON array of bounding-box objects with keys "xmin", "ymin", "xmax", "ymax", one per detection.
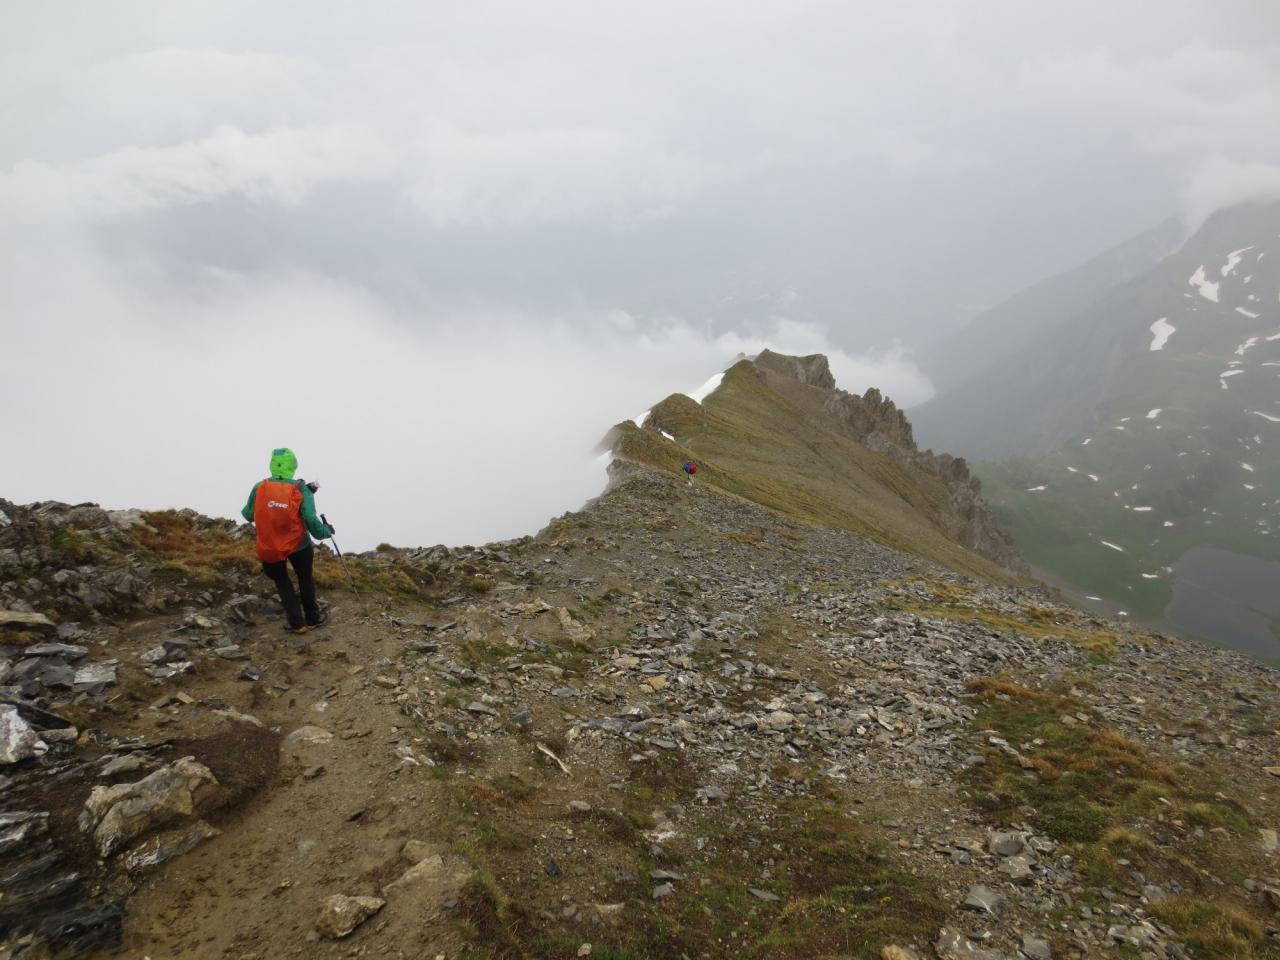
[
  {"xmin": 282, "ymin": 623, "xmax": 309, "ymax": 635},
  {"xmin": 306, "ymin": 611, "xmax": 328, "ymax": 629}
]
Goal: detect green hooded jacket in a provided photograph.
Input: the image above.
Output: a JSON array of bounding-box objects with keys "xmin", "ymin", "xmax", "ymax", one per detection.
[{"xmin": 241, "ymin": 448, "xmax": 333, "ymax": 551}]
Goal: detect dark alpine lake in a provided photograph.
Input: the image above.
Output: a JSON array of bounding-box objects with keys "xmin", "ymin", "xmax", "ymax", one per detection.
[{"xmin": 1165, "ymin": 545, "xmax": 1280, "ymax": 662}]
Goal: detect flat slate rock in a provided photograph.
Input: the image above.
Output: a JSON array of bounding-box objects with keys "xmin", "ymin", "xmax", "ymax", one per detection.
[{"xmin": 0, "ymin": 612, "xmax": 58, "ymax": 635}]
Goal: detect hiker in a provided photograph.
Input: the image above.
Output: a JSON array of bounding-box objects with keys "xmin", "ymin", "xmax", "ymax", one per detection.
[
  {"xmin": 682, "ymin": 460, "xmax": 697, "ymax": 487},
  {"xmin": 241, "ymin": 448, "xmax": 334, "ymax": 634}
]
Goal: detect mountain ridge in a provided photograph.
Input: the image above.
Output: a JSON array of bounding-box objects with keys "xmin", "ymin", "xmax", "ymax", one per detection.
[{"xmin": 612, "ymin": 350, "xmax": 1025, "ymax": 580}]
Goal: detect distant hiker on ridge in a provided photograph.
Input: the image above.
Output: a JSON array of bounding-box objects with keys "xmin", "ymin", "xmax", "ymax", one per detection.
[
  {"xmin": 682, "ymin": 460, "xmax": 697, "ymax": 487},
  {"xmin": 242, "ymin": 448, "xmax": 334, "ymax": 635}
]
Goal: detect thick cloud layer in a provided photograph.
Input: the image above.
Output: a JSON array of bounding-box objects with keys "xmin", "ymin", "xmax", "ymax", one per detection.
[
  {"xmin": 3, "ymin": 232, "xmax": 924, "ymax": 548},
  {"xmin": 3, "ymin": 0, "xmax": 1278, "ymax": 546}
]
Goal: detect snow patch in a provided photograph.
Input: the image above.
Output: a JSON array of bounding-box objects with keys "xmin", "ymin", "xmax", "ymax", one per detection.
[
  {"xmin": 1242, "ymin": 462, "xmax": 1255, "ymax": 472},
  {"xmin": 1081, "ymin": 438, "xmax": 1092, "ymax": 446},
  {"xmin": 1131, "ymin": 506, "xmax": 1153, "ymax": 512},
  {"xmin": 1066, "ymin": 466, "xmax": 1078, "ymax": 473},
  {"xmin": 1189, "ymin": 265, "xmax": 1220, "ymax": 302},
  {"xmin": 1141, "ymin": 573, "xmax": 1159, "ymax": 579},
  {"xmin": 1099, "ymin": 540, "xmax": 1126, "ymax": 552},
  {"xmin": 660, "ymin": 430, "xmax": 675, "ymax": 441},
  {"xmin": 1149, "ymin": 317, "xmax": 1176, "ymax": 351},
  {"xmin": 1088, "ymin": 474, "xmax": 1099, "ymax": 482},
  {"xmin": 1145, "ymin": 408, "xmax": 1161, "ymax": 419},
  {"xmin": 1236, "ymin": 308, "xmax": 1261, "ymax": 320},
  {"xmin": 1221, "ymin": 246, "xmax": 1254, "ymax": 277},
  {"xmin": 1163, "ymin": 521, "xmax": 1175, "ymax": 527},
  {"xmin": 1025, "ymin": 485, "xmax": 1047, "ymax": 492},
  {"xmin": 1252, "ymin": 411, "xmax": 1280, "ymax": 422},
  {"xmin": 632, "ymin": 410, "xmax": 651, "ymax": 428},
  {"xmin": 686, "ymin": 372, "xmax": 725, "ymax": 404}
]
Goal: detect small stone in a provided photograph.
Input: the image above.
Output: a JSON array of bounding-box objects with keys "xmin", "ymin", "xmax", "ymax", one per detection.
[
  {"xmin": 402, "ymin": 840, "xmax": 436, "ymax": 863},
  {"xmin": 283, "ymin": 726, "xmax": 333, "ymax": 746},
  {"xmin": 1264, "ymin": 766, "xmax": 1280, "ymax": 778},
  {"xmin": 303, "ymin": 766, "xmax": 326, "ymax": 780},
  {"xmin": 466, "ymin": 701, "xmax": 497, "ymax": 716},
  {"xmin": 314, "ymin": 894, "xmax": 384, "ymax": 939},
  {"xmin": 1, "ymin": 704, "xmax": 48, "ymax": 764},
  {"xmin": 748, "ymin": 887, "xmax": 780, "ymax": 902},
  {"xmin": 935, "ymin": 928, "xmax": 1007, "ymax": 960},
  {"xmin": 122, "ymin": 820, "xmax": 220, "ymax": 873},
  {"xmin": 651, "ymin": 883, "xmax": 674, "ymax": 900},
  {"xmin": 881, "ymin": 947, "xmax": 921, "ymax": 960},
  {"xmin": 577, "ymin": 944, "xmax": 592, "ymax": 957},
  {"xmin": 23, "ymin": 642, "xmax": 88, "ymax": 660},
  {"xmin": 988, "ymin": 829, "xmax": 1025, "ymax": 857},
  {"xmin": 568, "ymin": 800, "xmax": 592, "ymax": 813},
  {"xmin": 101, "ymin": 754, "xmax": 148, "ymax": 778},
  {"xmin": 1000, "ymin": 854, "xmax": 1035, "ymax": 884},
  {"xmin": 765, "ymin": 710, "xmax": 795, "ymax": 730},
  {"xmin": 1021, "ymin": 936, "xmax": 1052, "ymax": 960},
  {"xmin": 238, "ymin": 664, "xmax": 262, "ymax": 682},
  {"xmin": 1260, "ymin": 828, "xmax": 1278, "ymax": 853},
  {"xmin": 381, "ymin": 854, "xmax": 464, "ymax": 895},
  {"xmin": 962, "ymin": 884, "xmax": 1004, "ymax": 917},
  {"xmin": 0, "ymin": 611, "xmax": 58, "ymax": 635},
  {"xmin": 73, "ymin": 660, "xmax": 118, "ymax": 692}
]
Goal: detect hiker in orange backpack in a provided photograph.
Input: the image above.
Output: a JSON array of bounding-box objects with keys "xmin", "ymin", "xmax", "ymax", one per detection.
[{"xmin": 241, "ymin": 448, "xmax": 335, "ymax": 634}]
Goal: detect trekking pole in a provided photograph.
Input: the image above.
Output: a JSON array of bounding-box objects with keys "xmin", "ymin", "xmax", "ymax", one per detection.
[{"xmin": 321, "ymin": 513, "xmax": 357, "ymax": 591}]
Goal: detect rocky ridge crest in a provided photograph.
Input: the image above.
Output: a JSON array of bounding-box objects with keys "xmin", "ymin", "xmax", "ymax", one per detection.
[{"xmin": 750, "ymin": 350, "xmax": 1024, "ymax": 571}]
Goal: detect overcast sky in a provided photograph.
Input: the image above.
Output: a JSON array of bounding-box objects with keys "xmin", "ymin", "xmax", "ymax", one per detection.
[{"xmin": 3, "ymin": 1, "xmax": 1279, "ymax": 547}]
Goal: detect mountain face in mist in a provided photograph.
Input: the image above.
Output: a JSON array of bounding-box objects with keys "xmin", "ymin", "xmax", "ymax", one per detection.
[
  {"xmin": 615, "ymin": 349, "xmax": 1025, "ymax": 578},
  {"xmin": 918, "ymin": 215, "xmax": 1184, "ymax": 396},
  {"xmin": 914, "ymin": 201, "xmax": 1280, "ymax": 656}
]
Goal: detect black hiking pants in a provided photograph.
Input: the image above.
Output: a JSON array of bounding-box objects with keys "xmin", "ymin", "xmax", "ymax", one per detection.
[{"xmin": 262, "ymin": 546, "xmax": 320, "ymax": 629}]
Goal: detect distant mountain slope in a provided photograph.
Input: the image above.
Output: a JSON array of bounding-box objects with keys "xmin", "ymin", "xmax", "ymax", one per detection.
[
  {"xmin": 913, "ymin": 200, "xmax": 1280, "ymax": 652},
  {"xmin": 605, "ymin": 350, "xmax": 1025, "ymax": 582},
  {"xmin": 913, "ymin": 201, "xmax": 1279, "ymax": 461},
  {"xmin": 918, "ymin": 216, "xmax": 1183, "ymax": 396}
]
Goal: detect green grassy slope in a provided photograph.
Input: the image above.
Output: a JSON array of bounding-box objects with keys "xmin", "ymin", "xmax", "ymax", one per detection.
[
  {"xmin": 613, "ymin": 361, "xmax": 1019, "ymax": 583},
  {"xmin": 978, "ymin": 311, "xmax": 1280, "ymax": 621}
]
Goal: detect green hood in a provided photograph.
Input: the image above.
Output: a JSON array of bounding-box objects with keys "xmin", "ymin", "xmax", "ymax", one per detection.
[{"xmin": 269, "ymin": 447, "xmax": 297, "ymax": 480}]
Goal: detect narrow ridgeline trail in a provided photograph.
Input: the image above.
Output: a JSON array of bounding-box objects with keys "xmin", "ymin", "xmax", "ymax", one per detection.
[{"xmin": 2, "ymin": 462, "xmax": 1278, "ymax": 960}]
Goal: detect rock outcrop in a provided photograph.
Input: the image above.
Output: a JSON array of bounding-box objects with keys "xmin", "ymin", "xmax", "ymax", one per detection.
[{"xmin": 751, "ymin": 350, "xmax": 1025, "ymax": 572}]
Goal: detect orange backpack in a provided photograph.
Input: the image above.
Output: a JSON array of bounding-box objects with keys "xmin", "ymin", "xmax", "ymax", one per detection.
[{"xmin": 253, "ymin": 479, "xmax": 306, "ymax": 562}]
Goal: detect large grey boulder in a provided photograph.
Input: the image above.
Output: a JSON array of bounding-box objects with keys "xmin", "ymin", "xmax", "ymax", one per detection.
[{"xmin": 78, "ymin": 756, "xmax": 221, "ymax": 857}]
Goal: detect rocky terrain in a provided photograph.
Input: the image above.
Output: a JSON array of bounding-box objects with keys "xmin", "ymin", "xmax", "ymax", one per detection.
[{"xmin": 2, "ymin": 445, "xmax": 1278, "ymax": 959}]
